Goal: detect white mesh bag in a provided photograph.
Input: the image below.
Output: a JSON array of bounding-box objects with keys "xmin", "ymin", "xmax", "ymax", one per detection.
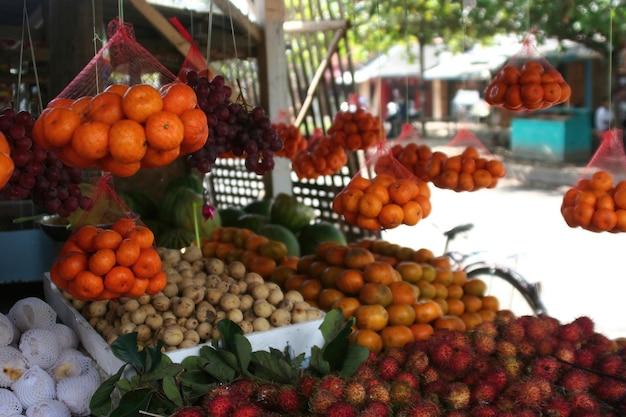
[
  {"xmin": 11, "ymin": 365, "xmax": 57, "ymax": 409},
  {"xmin": 49, "ymin": 323, "xmax": 79, "ymax": 350},
  {"xmin": 0, "ymin": 312, "xmax": 16, "ymax": 347},
  {"xmin": 56, "ymin": 366, "xmax": 101, "ymax": 416},
  {"xmin": 0, "ymin": 345, "xmax": 28, "ymax": 387},
  {"xmin": 26, "ymin": 399, "xmax": 72, "ymax": 417},
  {"xmin": 49, "ymin": 348, "xmax": 93, "ymax": 381},
  {"xmin": 7, "ymin": 297, "xmax": 57, "ymax": 332},
  {"xmin": 0, "ymin": 387, "xmax": 23, "ymax": 415},
  {"xmin": 19, "ymin": 327, "xmax": 61, "ymax": 369}
]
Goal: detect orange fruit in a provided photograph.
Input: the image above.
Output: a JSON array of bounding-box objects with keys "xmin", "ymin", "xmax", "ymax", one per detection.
[
  {"xmin": 332, "ymin": 296, "xmax": 361, "ymax": 319},
  {"xmin": 72, "ymin": 270, "xmax": 105, "ymax": 300},
  {"xmin": 88, "ymin": 248, "xmax": 117, "ymax": 276},
  {"xmin": 72, "ymin": 225, "xmax": 99, "ymax": 252},
  {"xmin": 463, "ymin": 279, "xmax": 487, "ymax": 297},
  {"xmin": 145, "ymin": 271, "xmax": 167, "ymax": 295},
  {"xmin": 359, "ymin": 282, "xmax": 393, "ymax": 307},
  {"xmin": 104, "ymin": 83, "xmax": 130, "ymax": 96},
  {"xmin": 590, "ymin": 170, "xmax": 614, "ymax": 192},
  {"xmin": 378, "ymin": 203, "xmax": 405, "ymax": 229},
  {"xmin": 108, "ymin": 119, "xmax": 147, "ymax": 164},
  {"xmin": 363, "ymin": 261, "xmax": 395, "ymax": 285},
  {"xmin": 500, "ymin": 66, "xmax": 520, "ymax": 85},
  {"xmin": 298, "ymin": 278, "xmax": 323, "ymax": 302},
  {"xmin": 354, "ymin": 304, "xmax": 389, "ymax": 331},
  {"xmin": 461, "ymin": 294, "xmax": 483, "ymax": 313},
  {"xmin": 358, "ymin": 193, "xmax": 384, "ymax": 218},
  {"xmin": 116, "ymin": 238, "xmax": 142, "ymax": 267},
  {"xmin": 388, "ymin": 281, "xmax": 419, "ymax": 305},
  {"xmin": 87, "ymin": 91, "xmax": 124, "ymax": 125},
  {"xmin": 248, "ymin": 255, "xmax": 277, "ymax": 279},
  {"xmin": 410, "ymin": 323, "xmax": 434, "ymax": 341},
  {"xmin": 71, "ymin": 120, "xmax": 110, "ymax": 160},
  {"xmin": 542, "ymin": 82, "xmax": 562, "ymax": 103},
  {"xmin": 413, "ymin": 299, "xmax": 444, "ymax": 324},
  {"xmin": 591, "ymin": 207, "xmax": 618, "ymax": 232},
  {"xmin": 122, "ymin": 277, "xmax": 150, "ymax": 298},
  {"xmin": 318, "ymin": 288, "xmax": 346, "ymax": 311},
  {"xmin": 557, "ymin": 83, "xmax": 571, "ymax": 103},
  {"xmin": 104, "ymin": 265, "xmax": 135, "ymax": 294},
  {"xmin": 336, "ymin": 269, "xmax": 365, "ymax": 295},
  {"xmin": 518, "ymin": 69, "xmax": 542, "ymax": 85},
  {"xmin": 92, "ymin": 229, "xmax": 123, "ymax": 251},
  {"xmin": 99, "ymin": 156, "xmax": 142, "ymax": 177},
  {"xmin": 161, "ymin": 82, "xmax": 198, "ymax": 115},
  {"xmin": 122, "ymin": 84, "xmax": 164, "ymax": 123},
  {"xmin": 111, "ymin": 218, "xmax": 137, "ymax": 236},
  {"xmin": 522, "ymin": 60, "xmax": 545, "ymax": 74},
  {"xmin": 141, "ymin": 146, "xmax": 180, "ymax": 169},
  {"xmin": 43, "ymin": 107, "xmax": 82, "ymax": 147},
  {"xmin": 386, "ymin": 303, "xmax": 417, "ymax": 326},
  {"xmin": 57, "ymin": 251, "xmax": 88, "ymax": 281},
  {"xmin": 485, "ymin": 82, "xmax": 507, "ymax": 106},
  {"xmin": 380, "ymin": 325, "xmax": 414, "ymax": 349},
  {"xmin": 144, "ymin": 110, "xmax": 185, "ymax": 151},
  {"xmin": 179, "ymin": 108, "xmax": 209, "ymax": 154},
  {"xmin": 0, "ymin": 152, "xmax": 14, "ymax": 189},
  {"xmin": 344, "ymin": 246, "xmax": 376, "ymax": 269},
  {"xmin": 520, "ymin": 83, "xmax": 544, "ymax": 105},
  {"xmin": 70, "ymin": 96, "xmax": 92, "ymax": 120},
  {"xmin": 504, "ymin": 85, "xmax": 522, "ymax": 110},
  {"xmin": 124, "ymin": 226, "xmax": 155, "ymax": 249},
  {"xmin": 132, "ymin": 247, "xmax": 163, "ymax": 278},
  {"xmin": 349, "ymin": 329, "xmax": 383, "ymax": 354}
]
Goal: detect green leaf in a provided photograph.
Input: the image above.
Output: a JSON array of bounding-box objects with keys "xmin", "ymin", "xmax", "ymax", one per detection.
[
  {"xmin": 163, "ymin": 375, "xmax": 184, "ymax": 408},
  {"xmin": 249, "ymin": 350, "xmax": 300, "ymax": 384},
  {"xmin": 340, "ymin": 344, "xmax": 371, "ymax": 376},
  {"xmin": 318, "ymin": 309, "xmax": 345, "ymax": 342},
  {"xmin": 232, "ymin": 333, "xmax": 252, "ymax": 375},
  {"xmin": 89, "ymin": 366, "xmax": 125, "ymax": 416},
  {"xmin": 199, "ymin": 347, "xmax": 238, "ymax": 381},
  {"xmin": 322, "ymin": 316, "xmax": 356, "ymax": 371},
  {"xmin": 142, "ymin": 360, "xmax": 183, "ymax": 381},
  {"xmin": 306, "ymin": 345, "xmax": 330, "ymax": 376},
  {"xmin": 115, "ymin": 378, "xmax": 133, "ymax": 393},
  {"xmin": 144, "ymin": 341, "xmax": 165, "ymax": 373},
  {"xmin": 109, "ymin": 388, "xmax": 151, "ymax": 417},
  {"xmin": 179, "ymin": 369, "xmax": 217, "ymax": 395},
  {"xmin": 110, "ymin": 333, "xmax": 145, "ymax": 372},
  {"xmin": 217, "ymin": 319, "xmax": 244, "ymax": 351},
  {"xmin": 181, "ymin": 355, "xmax": 208, "ymax": 372}
]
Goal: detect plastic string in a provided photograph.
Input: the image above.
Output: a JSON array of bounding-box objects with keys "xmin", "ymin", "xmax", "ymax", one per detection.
[
  {"xmin": 207, "ymin": 0, "xmax": 214, "ymax": 65},
  {"xmin": 226, "ymin": 0, "xmax": 242, "ymax": 84},
  {"xmin": 607, "ymin": 7, "xmax": 614, "ymax": 129},
  {"xmin": 91, "ymin": 0, "xmax": 103, "ymax": 94},
  {"xmin": 118, "ymin": 0, "xmax": 124, "ymax": 27},
  {"xmin": 19, "ymin": 0, "xmax": 43, "ymax": 113}
]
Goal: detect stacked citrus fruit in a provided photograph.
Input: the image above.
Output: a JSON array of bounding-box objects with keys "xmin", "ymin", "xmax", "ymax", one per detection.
[
  {"xmin": 391, "ymin": 141, "xmax": 433, "ymax": 182},
  {"xmin": 0, "ymin": 131, "xmax": 14, "ymax": 189},
  {"xmin": 332, "ymin": 172, "xmax": 431, "ymax": 230},
  {"xmin": 272, "ymin": 120, "xmax": 307, "ymax": 160},
  {"xmin": 327, "ymin": 108, "xmax": 385, "ymax": 151},
  {"xmin": 484, "ymin": 59, "xmax": 571, "ymax": 111},
  {"xmin": 561, "ymin": 170, "xmax": 626, "ymax": 233},
  {"xmin": 276, "ymin": 239, "xmax": 498, "ymax": 353},
  {"xmin": 292, "ymin": 134, "xmax": 348, "ymax": 180},
  {"xmin": 32, "ymin": 82, "xmax": 208, "ymax": 177},
  {"xmin": 50, "ymin": 218, "xmax": 165, "ymax": 301}
]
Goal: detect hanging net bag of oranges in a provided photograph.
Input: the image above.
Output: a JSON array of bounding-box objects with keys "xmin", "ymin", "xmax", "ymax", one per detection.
[
  {"xmin": 390, "ymin": 123, "xmax": 433, "ymax": 183},
  {"xmin": 49, "ymin": 174, "xmax": 165, "ymax": 301},
  {"xmin": 426, "ymin": 129, "xmax": 507, "ymax": 192},
  {"xmin": 272, "ymin": 109, "xmax": 307, "ymax": 160},
  {"xmin": 484, "ymin": 35, "xmax": 571, "ymax": 112},
  {"xmin": 333, "ymin": 141, "xmax": 431, "ymax": 231},
  {"xmin": 561, "ymin": 129, "xmax": 626, "ymax": 233},
  {"xmin": 292, "ymin": 128, "xmax": 348, "ymax": 180},
  {"xmin": 31, "ymin": 18, "xmax": 208, "ymax": 177},
  {"xmin": 327, "ymin": 94, "xmax": 386, "ymax": 152}
]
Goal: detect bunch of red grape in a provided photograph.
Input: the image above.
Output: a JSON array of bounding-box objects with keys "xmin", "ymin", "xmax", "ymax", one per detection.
[
  {"xmin": 184, "ymin": 71, "xmax": 283, "ymax": 175},
  {"xmin": 0, "ymin": 108, "xmax": 93, "ymax": 217}
]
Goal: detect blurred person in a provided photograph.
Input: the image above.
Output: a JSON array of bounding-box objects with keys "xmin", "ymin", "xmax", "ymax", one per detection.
[{"xmin": 595, "ymin": 97, "xmax": 615, "ymax": 132}]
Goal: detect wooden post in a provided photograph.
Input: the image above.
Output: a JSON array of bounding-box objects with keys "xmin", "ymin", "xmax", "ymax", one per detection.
[
  {"xmin": 46, "ymin": 0, "xmax": 103, "ymax": 99},
  {"xmin": 256, "ymin": 0, "xmax": 292, "ymax": 197}
]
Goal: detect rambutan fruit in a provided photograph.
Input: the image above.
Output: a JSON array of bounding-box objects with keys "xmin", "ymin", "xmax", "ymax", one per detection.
[
  {"xmin": 500, "ymin": 320, "xmax": 525, "ymax": 343},
  {"xmin": 377, "ymin": 356, "xmax": 399, "ymax": 380},
  {"xmin": 574, "ymin": 347, "xmax": 596, "ymax": 369},
  {"xmin": 395, "ymin": 370, "xmax": 419, "ymax": 389},
  {"xmin": 500, "ymin": 356, "xmax": 523, "ymax": 379},
  {"xmin": 571, "ymin": 316, "xmax": 595, "ymax": 340},
  {"xmin": 405, "ymin": 350, "xmax": 430, "ymax": 374},
  {"xmin": 428, "ymin": 338, "xmax": 455, "ymax": 367},
  {"xmin": 171, "ymin": 406, "xmax": 206, "ymax": 417},
  {"xmin": 276, "ymin": 385, "xmax": 302, "ymax": 413},
  {"xmin": 441, "ymin": 329, "xmax": 470, "ymax": 348},
  {"xmin": 203, "ymin": 394, "xmax": 233, "ymax": 417},
  {"xmin": 447, "ymin": 346, "xmax": 474, "ymax": 376},
  {"xmin": 559, "ymin": 368, "xmax": 591, "ymax": 393},
  {"xmin": 420, "ymin": 366, "xmax": 440, "ymax": 385},
  {"xmin": 232, "ymin": 403, "xmax": 262, "ymax": 417},
  {"xmin": 317, "ymin": 374, "xmax": 345, "ymax": 398},
  {"xmin": 326, "ymin": 400, "xmax": 358, "ymax": 417},
  {"xmin": 596, "ymin": 353, "xmax": 623, "ymax": 375},
  {"xmin": 470, "ymin": 381, "xmax": 500, "ymax": 405},
  {"xmin": 507, "ymin": 377, "xmax": 549, "ymax": 410},
  {"xmin": 483, "ymin": 367, "xmax": 509, "ymax": 391},
  {"xmin": 400, "ymin": 398, "xmax": 441, "ymax": 417},
  {"xmin": 366, "ymin": 380, "xmax": 391, "ymax": 404},
  {"xmin": 344, "ymin": 380, "xmax": 366, "ymax": 406},
  {"xmin": 308, "ymin": 388, "xmax": 338, "ymax": 414},
  {"xmin": 353, "ymin": 363, "xmax": 377, "ymax": 381},
  {"xmin": 530, "ymin": 355, "xmax": 561, "ymax": 381},
  {"xmin": 585, "ymin": 332, "xmax": 615, "ymax": 356},
  {"xmin": 591, "ymin": 377, "xmax": 626, "ymax": 403},
  {"xmin": 468, "ymin": 404, "xmax": 498, "ymax": 417},
  {"xmin": 495, "ymin": 340, "xmax": 517, "ymax": 358},
  {"xmin": 383, "ymin": 346, "xmax": 407, "ymax": 366},
  {"xmin": 443, "ymin": 381, "xmax": 471, "ymax": 410},
  {"xmin": 544, "ymin": 394, "xmax": 572, "ymax": 417},
  {"xmin": 557, "ymin": 322, "xmax": 583, "ymax": 345},
  {"xmin": 359, "ymin": 400, "xmax": 391, "ymax": 417},
  {"xmin": 539, "ymin": 315, "xmax": 561, "ymax": 334},
  {"xmin": 296, "ymin": 374, "xmax": 317, "ymax": 399},
  {"xmin": 253, "ymin": 382, "xmax": 279, "ymax": 408},
  {"xmin": 516, "ymin": 340, "xmax": 537, "ymax": 361},
  {"xmin": 520, "ymin": 315, "xmax": 548, "ymax": 342},
  {"xmin": 493, "ymin": 309, "xmax": 516, "ymax": 327},
  {"xmin": 389, "ymin": 380, "xmax": 418, "ymax": 406},
  {"xmin": 535, "ymin": 335, "xmax": 558, "ymax": 356},
  {"xmin": 553, "ymin": 342, "xmax": 577, "ymax": 365},
  {"xmin": 229, "ymin": 378, "xmax": 256, "ymax": 403},
  {"xmin": 569, "ymin": 390, "xmax": 600, "ymax": 411},
  {"xmin": 472, "ymin": 332, "xmax": 497, "ymax": 356},
  {"xmin": 474, "ymin": 320, "xmax": 499, "ymax": 338}
]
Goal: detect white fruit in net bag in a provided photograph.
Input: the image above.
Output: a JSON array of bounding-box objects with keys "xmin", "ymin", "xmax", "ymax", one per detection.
[
  {"xmin": 56, "ymin": 366, "xmax": 101, "ymax": 416},
  {"xmin": 0, "ymin": 387, "xmax": 23, "ymax": 415},
  {"xmin": 26, "ymin": 399, "xmax": 72, "ymax": 417},
  {"xmin": 49, "ymin": 348, "xmax": 93, "ymax": 381},
  {"xmin": 7, "ymin": 297, "xmax": 57, "ymax": 332},
  {"xmin": 0, "ymin": 313, "xmax": 16, "ymax": 347},
  {"xmin": 0, "ymin": 345, "xmax": 28, "ymax": 388},
  {"xmin": 49, "ymin": 323, "xmax": 79, "ymax": 350},
  {"xmin": 19, "ymin": 327, "xmax": 61, "ymax": 369},
  {"xmin": 11, "ymin": 365, "xmax": 56, "ymax": 409}
]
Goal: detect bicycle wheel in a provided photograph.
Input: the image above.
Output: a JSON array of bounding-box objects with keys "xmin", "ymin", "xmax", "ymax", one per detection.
[{"xmin": 464, "ymin": 262, "xmax": 547, "ymax": 317}]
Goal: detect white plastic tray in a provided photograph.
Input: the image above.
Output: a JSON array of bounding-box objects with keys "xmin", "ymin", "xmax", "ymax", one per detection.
[{"xmin": 43, "ymin": 273, "xmax": 325, "ymax": 375}]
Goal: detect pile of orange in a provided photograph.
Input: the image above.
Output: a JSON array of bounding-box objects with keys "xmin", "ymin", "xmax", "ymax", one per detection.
[
  {"xmin": 332, "ymin": 172, "xmax": 431, "ymax": 230},
  {"xmin": 561, "ymin": 170, "xmax": 626, "ymax": 233},
  {"xmin": 327, "ymin": 108, "xmax": 385, "ymax": 151},
  {"xmin": 292, "ymin": 135, "xmax": 348, "ymax": 180},
  {"xmin": 200, "ymin": 227, "xmax": 299, "ymax": 280},
  {"xmin": 0, "ymin": 131, "xmax": 13, "ymax": 190},
  {"xmin": 427, "ymin": 146, "xmax": 507, "ymax": 192},
  {"xmin": 277, "ymin": 239, "xmax": 499, "ymax": 352},
  {"xmin": 391, "ymin": 142, "xmax": 433, "ymax": 182},
  {"xmin": 32, "ymin": 82, "xmax": 208, "ymax": 177},
  {"xmin": 49, "ymin": 218, "xmax": 166, "ymax": 301},
  {"xmin": 272, "ymin": 121, "xmax": 307, "ymax": 160},
  {"xmin": 484, "ymin": 59, "xmax": 571, "ymax": 111}
]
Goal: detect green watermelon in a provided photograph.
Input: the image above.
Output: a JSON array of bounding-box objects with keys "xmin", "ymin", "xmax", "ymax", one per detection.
[
  {"xmin": 269, "ymin": 193, "xmax": 316, "ymax": 233},
  {"xmin": 218, "ymin": 207, "xmax": 246, "ymax": 227},
  {"xmin": 243, "ymin": 199, "xmax": 273, "ymax": 216},
  {"xmin": 120, "ymin": 190, "xmax": 159, "ymax": 220},
  {"xmin": 257, "ymin": 224, "xmax": 300, "ymax": 257},
  {"xmin": 166, "ymin": 173, "xmax": 205, "ymax": 194},
  {"xmin": 297, "ymin": 221, "xmax": 347, "ymax": 256},
  {"xmin": 237, "ymin": 213, "xmax": 270, "ymax": 233},
  {"xmin": 156, "ymin": 228, "xmax": 197, "ymax": 249}
]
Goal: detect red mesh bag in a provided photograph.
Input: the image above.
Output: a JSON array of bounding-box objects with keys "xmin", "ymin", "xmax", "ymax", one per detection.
[
  {"xmin": 169, "ymin": 17, "xmax": 212, "ymax": 82},
  {"xmin": 561, "ymin": 129, "xmax": 626, "ymax": 233},
  {"xmin": 484, "ymin": 36, "xmax": 571, "ymax": 112},
  {"xmin": 30, "ymin": 18, "xmax": 207, "ymax": 175},
  {"xmin": 272, "ymin": 109, "xmax": 306, "ymax": 160},
  {"xmin": 292, "ymin": 128, "xmax": 347, "ymax": 180},
  {"xmin": 428, "ymin": 129, "xmax": 507, "ymax": 192},
  {"xmin": 332, "ymin": 141, "xmax": 431, "ymax": 230},
  {"xmin": 328, "ymin": 94, "xmax": 385, "ymax": 151},
  {"xmin": 390, "ymin": 123, "xmax": 433, "ymax": 182},
  {"xmin": 49, "ymin": 174, "xmax": 165, "ymax": 301}
]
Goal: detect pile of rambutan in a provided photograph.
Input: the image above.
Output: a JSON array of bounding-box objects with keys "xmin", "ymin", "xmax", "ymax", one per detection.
[{"xmin": 170, "ymin": 312, "xmax": 626, "ymax": 417}]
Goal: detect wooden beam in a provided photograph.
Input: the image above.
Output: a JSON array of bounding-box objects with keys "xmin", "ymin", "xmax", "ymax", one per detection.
[
  {"xmin": 283, "ymin": 19, "xmax": 349, "ymax": 34},
  {"xmin": 212, "ymin": 0, "xmax": 262, "ymax": 43}
]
